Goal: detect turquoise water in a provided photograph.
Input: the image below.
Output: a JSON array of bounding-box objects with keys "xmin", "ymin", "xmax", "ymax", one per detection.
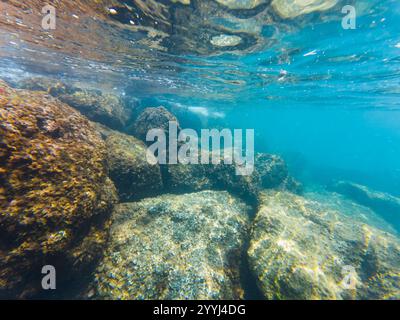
[
  {"xmin": 1, "ymin": 0, "xmax": 400, "ymax": 299},
  {"xmin": 157, "ymin": 1, "xmax": 400, "ymax": 196}
]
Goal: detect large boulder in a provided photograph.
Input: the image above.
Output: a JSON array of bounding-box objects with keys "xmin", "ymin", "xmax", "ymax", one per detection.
[
  {"xmin": 129, "ymin": 106, "xmax": 180, "ymax": 142},
  {"xmin": 93, "ymin": 191, "xmax": 250, "ymax": 299},
  {"xmin": 165, "ymin": 152, "xmax": 300, "ymax": 206},
  {"xmin": 165, "ymin": 161, "xmax": 260, "ymax": 206},
  {"xmin": 18, "ymin": 77, "xmax": 132, "ymax": 130},
  {"xmin": 330, "ymin": 181, "xmax": 400, "ymax": 232},
  {"xmin": 56, "ymin": 90, "xmax": 132, "ymax": 131},
  {"xmin": 90, "ymin": 121, "xmax": 117, "ymax": 141},
  {"xmin": 106, "ymin": 132, "xmax": 163, "ymax": 201},
  {"xmin": 17, "ymin": 77, "xmax": 58, "ymax": 92},
  {"xmin": 0, "ymin": 81, "xmax": 118, "ymax": 298},
  {"xmin": 255, "ymin": 153, "xmax": 302, "ymax": 193},
  {"xmin": 248, "ymin": 190, "xmax": 400, "ymax": 299}
]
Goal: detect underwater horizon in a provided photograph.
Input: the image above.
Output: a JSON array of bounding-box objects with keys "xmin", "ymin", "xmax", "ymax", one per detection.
[{"xmin": 0, "ymin": 0, "xmax": 399, "ymax": 300}]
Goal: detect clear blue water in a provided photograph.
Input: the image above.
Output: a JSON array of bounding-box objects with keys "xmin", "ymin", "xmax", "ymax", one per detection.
[
  {"xmin": 1, "ymin": 0, "xmax": 400, "ymax": 299},
  {"xmin": 143, "ymin": 0, "xmax": 400, "ymax": 195}
]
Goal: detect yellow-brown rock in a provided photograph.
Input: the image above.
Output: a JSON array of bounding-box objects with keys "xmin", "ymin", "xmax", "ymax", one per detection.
[
  {"xmin": 0, "ymin": 81, "xmax": 118, "ymax": 299},
  {"xmin": 248, "ymin": 190, "xmax": 400, "ymax": 299}
]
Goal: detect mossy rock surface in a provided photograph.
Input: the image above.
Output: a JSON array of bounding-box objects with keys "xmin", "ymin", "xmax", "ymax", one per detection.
[
  {"xmin": 165, "ymin": 152, "xmax": 301, "ymax": 206},
  {"xmin": 106, "ymin": 132, "xmax": 163, "ymax": 201},
  {"xmin": 248, "ymin": 190, "xmax": 400, "ymax": 300},
  {"xmin": 0, "ymin": 81, "xmax": 118, "ymax": 298},
  {"xmin": 94, "ymin": 190, "xmax": 250, "ymax": 300},
  {"xmin": 129, "ymin": 106, "xmax": 180, "ymax": 142},
  {"xmin": 18, "ymin": 77, "xmax": 132, "ymax": 130},
  {"xmin": 57, "ymin": 90, "xmax": 131, "ymax": 130}
]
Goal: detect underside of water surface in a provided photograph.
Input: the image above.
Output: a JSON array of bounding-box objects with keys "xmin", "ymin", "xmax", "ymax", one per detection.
[{"xmin": 0, "ymin": 0, "xmax": 399, "ymax": 300}]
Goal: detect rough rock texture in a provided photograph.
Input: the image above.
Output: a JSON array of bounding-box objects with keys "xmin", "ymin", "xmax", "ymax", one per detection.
[
  {"xmin": 90, "ymin": 121, "xmax": 117, "ymax": 141},
  {"xmin": 165, "ymin": 152, "xmax": 300, "ymax": 205},
  {"xmin": 18, "ymin": 77, "xmax": 132, "ymax": 130},
  {"xmin": 129, "ymin": 106, "xmax": 180, "ymax": 142},
  {"xmin": 271, "ymin": 0, "xmax": 338, "ymax": 19},
  {"xmin": 56, "ymin": 90, "xmax": 132, "ymax": 131},
  {"xmin": 0, "ymin": 81, "xmax": 118, "ymax": 299},
  {"xmin": 106, "ymin": 132, "xmax": 163, "ymax": 201},
  {"xmin": 248, "ymin": 190, "xmax": 400, "ymax": 300},
  {"xmin": 18, "ymin": 77, "xmax": 76, "ymax": 97},
  {"xmin": 255, "ymin": 153, "xmax": 286, "ymax": 187},
  {"xmin": 17, "ymin": 77, "xmax": 57, "ymax": 92},
  {"xmin": 255, "ymin": 153, "xmax": 302, "ymax": 194},
  {"xmin": 94, "ymin": 191, "xmax": 250, "ymax": 299},
  {"xmin": 165, "ymin": 161, "xmax": 260, "ymax": 206},
  {"xmin": 330, "ymin": 181, "xmax": 400, "ymax": 232}
]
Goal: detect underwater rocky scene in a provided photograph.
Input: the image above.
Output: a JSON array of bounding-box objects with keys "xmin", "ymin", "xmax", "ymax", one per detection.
[{"xmin": 0, "ymin": 0, "xmax": 400, "ymax": 300}]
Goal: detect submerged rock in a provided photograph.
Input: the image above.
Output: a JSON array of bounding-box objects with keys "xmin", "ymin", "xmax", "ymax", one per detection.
[
  {"xmin": 18, "ymin": 77, "xmax": 132, "ymax": 130},
  {"xmin": 330, "ymin": 181, "xmax": 400, "ymax": 232},
  {"xmin": 248, "ymin": 190, "xmax": 400, "ymax": 300},
  {"xmin": 18, "ymin": 77, "xmax": 77, "ymax": 96},
  {"xmin": 17, "ymin": 77, "xmax": 57, "ymax": 92},
  {"xmin": 165, "ymin": 152, "xmax": 300, "ymax": 205},
  {"xmin": 56, "ymin": 90, "xmax": 132, "ymax": 130},
  {"xmin": 255, "ymin": 153, "xmax": 287, "ymax": 188},
  {"xmin": 166, "ymin": 161, "xmax": 214, "ymax": 191},
  {"xmin": 106, "ymin": 132, "xmax": 163, "ymax": 201},
  {"xmin": 271, "ymin": 0, "xmax": 338, "ymax": 19},
  {"xmin": 255, "ymin": 153, "xmax": 303, "ymax": 193},
  {"xmin": 165, "ymin": 155, "xmax": 260, "ymax": 206},
  {"xmin": 90, "ymin": 121, "xmax": 117, "ymax": 140},
  {"xmin": 94, "ymin": 191, "xmax": 250, "ymax": 299},
  {"xmin": 0, "ymin": 81, "xmax": 118, "ymax": 298},
  {"xmin": 128, "ymin": 106, "xmax": 180, "ymax": 142}
]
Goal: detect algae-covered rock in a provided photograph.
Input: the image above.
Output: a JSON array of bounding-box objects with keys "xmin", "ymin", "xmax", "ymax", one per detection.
[
  {"xmin": 0, "ymin": 81, "xmax": 118, "ymax": 299},
  {"xmin": 165, "ymin": 159, "xmax": 260, "ymax": 206},
  {"xmin": 129, "ymin": 106, "xmax": 180, "ymax": 142},
  {"xmin": 90, "ymin": 121, "xmax": 117, "ymax": 140},
  {"xmin": 18, "ymin": 77, "xmax": 132, "ymax": 130},
  {"xmin": 17, "ymin": 77, "xmax": 58, "ymax": 92},
  {"xmin": 271, "ymin": 0, "xmax": 338, "ymax": 19},
  {"xmin": 18, "ymin": 77, "xmax": 78, "ymax": 97},
  {"xmin": 165, "ymin": 162, "xmax": 214, "ymax": 191},
  {"xmin": 106, "ymin": 132, "xmax": 163, "ymax": 201},
  {"xmin": 165, "ymin": 152, "xmax": 300, "ymax": 205},
  {"xmin": 57, "ymin": 90, "xmax": 132, "ymax": 131},
  {"xmin": 212, "ymin": 162, "xmax": 261, "ymax": 205},
  {"xmin": 255, "ymin": 153, "xmax": 302, "ymax": 193},
  {"xmin": 255, "ymin": 153, "xmax": 288, "ymax": 188},
  {"xmin": 248, "ymin": 190, "xmax": 400, "ymax": 300},
  {"xmin": 94, "ymin": 191, "xmax": 250, "ymax": 299},
  {"xmin": 330, "ymin": 181, "xmax": 400, "ymax": 232}
]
